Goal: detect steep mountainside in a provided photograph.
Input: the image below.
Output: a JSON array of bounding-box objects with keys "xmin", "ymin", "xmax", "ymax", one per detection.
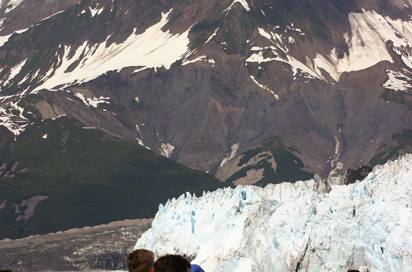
[
  {"xmin": 0, "ymin": 0, "xmax": 411, "ymax": 207},
  {"xmin": 0, "ymin": 115, "xmax": 223, "ymax": 239}
]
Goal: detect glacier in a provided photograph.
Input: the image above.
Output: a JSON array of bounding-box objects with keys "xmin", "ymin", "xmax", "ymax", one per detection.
[{"xmin": 135, "ymin": 155, "xmax": 412, "ymax": 272}]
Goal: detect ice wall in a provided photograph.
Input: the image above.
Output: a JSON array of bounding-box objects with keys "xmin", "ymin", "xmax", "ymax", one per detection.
[{"xmin": 135, "ymin": 155, "xmax": 412, "ymax": 272}]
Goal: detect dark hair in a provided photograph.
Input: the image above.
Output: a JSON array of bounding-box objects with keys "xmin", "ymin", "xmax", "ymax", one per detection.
[
  {"xmin": 153, "ymin": 254, "xmax": 191, "ymax": 272},
  {"xmin": 127, "ymin": 249, "xmax": 155, "ymax": 272}
]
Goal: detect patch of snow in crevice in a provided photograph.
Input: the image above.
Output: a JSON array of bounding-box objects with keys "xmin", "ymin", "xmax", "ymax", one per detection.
[
  {"xmin": 4, "ymin": 0, "xmax": 24, "ymax": 14},
  {"xmin": 0, "ymin": 18, "xmax": 6, "ymax": 30},
  {"xmin": 205, "ymin": 28, "xmax": 219, "ymax": 44},
  {"xmin": 2, "ymin": 58, "xmax": 27, "ymax": 86},
  {"xmin": 246, "ymin": 50, "xmax": 322, "ymax": 81},
  {"xmin": 0, "ymin": 27, "xmax": 28, "ymax": 48},
  {"xmin": 382, "ymin": 69, "xmax": 412, "ymax": 91},
  {"xmin": 250, "ymin": 75, "xmax": 279, "ymax": 100},
  {"xmin": 33, "ymin": 9, "xmax": 192, "ymax": 92},
  {"xmin": 87, "ymin": 96, "xmax": 110, "ymax": 108},
  {"xmin": 160, "ymin": 143, "xmax": 174, "ymax": 158},
  {"xmin": 50, "ymin": 114, "xmax": 67, "ymax": 121},
  {"xmin": 74, "ymin": 92, "xmax": 90, "ymax": 107},
  {"xmin": 224, "ymin": 0, "xmax": 250, "ymax": 12},
  {"xmin": 0, "ymin": 100, "xmax": 29, "ymax": 136},
  {"xmin": 39, "ymin": 10, "xmax": 65, "ymax": 22},
  {"xmin": 261, "ymin": 10, "xmax": 265, "ymax": 17},
  {"xmin": 182, "ymin": 55, "xmax": 216, "ymax": 66},
  {"xmin": 250, "ymin": 28, "xmax": 322, "ymax": 81},
  {"xmin": 220, "ymin": 143, "xmax": 239, "ymax": 168},
  {"xmin": 136, "ymin": 138, "xmax": 150, "ymax": 150},
  {"xmin": 89, "ymin": 6, "xmax": 104, "ymax": 17}
]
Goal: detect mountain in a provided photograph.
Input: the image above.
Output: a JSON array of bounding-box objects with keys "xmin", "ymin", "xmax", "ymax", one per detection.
[
  {"xmin": 135, "ymin": 154, "xmax": 412, "ymax": 272},
  {"xmin": 0, "ymin": 0, "xmax": 411, "ymax": 184},
  {"xmin": 0, "ymin": 0, "xmax": 412, "ymax": 237}
]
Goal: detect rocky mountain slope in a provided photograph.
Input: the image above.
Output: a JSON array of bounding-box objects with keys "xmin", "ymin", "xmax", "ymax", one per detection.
[{"xmin": 0, "ymin": 0, "xmax": 412, "ymax": 237}]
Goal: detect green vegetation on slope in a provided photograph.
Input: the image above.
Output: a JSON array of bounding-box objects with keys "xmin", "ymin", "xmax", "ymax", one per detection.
[
  {"xmin": 370, "ymin": 129, "xmax": 412, "ymax": 166},
  {"xmin": 0, "ymin": 116, "xmax": 224, "ymax": 239},
  {"xmin": 381, "ymin": 89, "xmax": 412, "ymax": 110}
]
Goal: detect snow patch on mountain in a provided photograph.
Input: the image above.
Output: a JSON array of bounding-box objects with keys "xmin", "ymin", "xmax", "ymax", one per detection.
[
  {"xmin": 33, "ymin": 9, "xmax": 191, "ymax": 92},
  {"xmin": 250, "ymin": 75, "xmax": 279, "ymax": 100},
  {"xmin": 247, "ymin": 28, "xmax": 324, "ymax": 81},
  {"xmin": 182, "ymin": 56, "xmax": 215, "ymax": 66},
  {"xmin": 2, "ymin": 58, "xmax": 27, "ymax": 86},
  {"xmin": 383, "ymin": 69, "xmax": 412, "ymax": 91},
  {"xmin": 205, "ymin": 28, "xmax": 219, "ymax": 44},
  {"xmin": 160, "ymin": 143, "xmax": 174, "ymax": 158},
  {"xmin": 314, "ymin": 10, "xmax": 412, "ymax": 81},
  {"xmin": 87, "ymin": 96, "xmax": 110, "ymax": 108},
  {"xmin": 135, "ymin": 154, "xmax": 412, "ymax": 272},
  {"xmin": 224, "ymin": 0, "xmax": 250, "ymax": 12},
  {"xmin": 3, "ymin": 0, "xmax": 24, "ymax": 14},
  {"xmin": 0, "ymin": 28, "xmax": 28, "ymax": 48},
  {"xmin": 89, "ymin": 6, "xmax": 104, "ymax": 17},
  {"xmin": 220, "ymin": 143, "xmax": 239, "ymax": 168},
  {"xmin": 0, "ymin": 99, "xmax": 28, "ymax": 135}
]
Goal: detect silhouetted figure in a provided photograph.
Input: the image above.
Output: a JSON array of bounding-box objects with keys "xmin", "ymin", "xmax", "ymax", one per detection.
[
  {"xmin": 127, "ymin": 249, "xmax": 155, "ymax": 272},
  {"xmin": 154, "ymin": 254, "xmax": 191, "ymax": 272}
]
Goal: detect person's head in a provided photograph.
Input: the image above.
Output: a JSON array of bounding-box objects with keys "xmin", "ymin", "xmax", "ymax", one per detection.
[
  {"xmin": 153, "ymin": 254, "xmax": 191, "ymax": 272},
  {"xmin": 127, "ymin": 249, "xmax": 155, "ymax": 272}
]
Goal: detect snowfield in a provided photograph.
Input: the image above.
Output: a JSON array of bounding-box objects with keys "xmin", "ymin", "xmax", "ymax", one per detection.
[{"xmin": 135, "ymin": 154, "xmax": 412, "ymax": 272}]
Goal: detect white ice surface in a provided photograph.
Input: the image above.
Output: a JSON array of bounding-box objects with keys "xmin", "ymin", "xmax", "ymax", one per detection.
[
  {"xmin": 33, "ymin": 9, "xmax": 191, "ymax": 92},
  {"xmin": 136, "ymin": 154, "xmax": 412, "ymax": 272}
]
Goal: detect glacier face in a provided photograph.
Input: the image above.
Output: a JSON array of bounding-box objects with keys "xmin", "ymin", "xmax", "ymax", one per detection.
[{"xmin": 135, "ymin": 155, "xmax": 412, "ymax": 272}]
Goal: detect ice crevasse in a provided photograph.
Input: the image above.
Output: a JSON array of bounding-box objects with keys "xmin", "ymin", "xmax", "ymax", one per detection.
[{"xmin": 135, "ymin": 155, "xmax": 412, "ymax": 272}]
